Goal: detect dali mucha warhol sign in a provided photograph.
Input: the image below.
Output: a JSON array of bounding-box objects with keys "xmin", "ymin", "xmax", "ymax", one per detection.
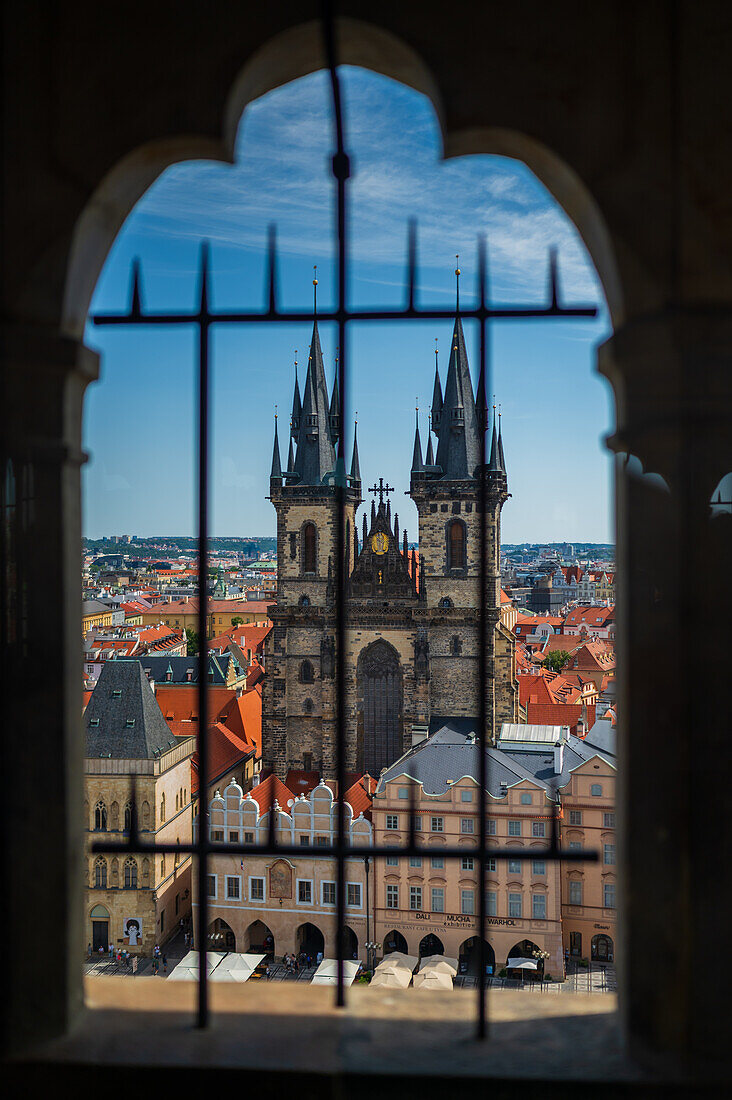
[{"xmin": 404, "ymin": 913, "xmax": 518, "ymax": 928}]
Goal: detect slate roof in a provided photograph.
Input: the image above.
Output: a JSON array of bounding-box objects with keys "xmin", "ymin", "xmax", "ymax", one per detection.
[
  {"xmin": 136, "ymin": 653, "xmax": 237, "ymax": 685},
  {"xmin": 85, "ymin": 660, "xmax": 178, "ymax": 759},
  {"xmin": 378, "ymin": 720, "xmax": 615, "ymax": 799},
  {"xmin": 83, "ymin": 599, "xmax": 114, "ymax": 617}
]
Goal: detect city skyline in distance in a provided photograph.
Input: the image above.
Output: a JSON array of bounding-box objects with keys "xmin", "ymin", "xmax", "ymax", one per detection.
[{"xmin": 83, "ymin": 67, "xmax": 613, "ymax": 543}]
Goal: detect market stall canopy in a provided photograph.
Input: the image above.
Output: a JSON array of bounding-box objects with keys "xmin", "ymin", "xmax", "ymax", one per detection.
[
  {"xmin": 506, "ymin": 957, "xmax": 538, "ymax": 970},
  {"xmin": 376, "ymin": 951, "xmax": 418, "ymax": 973},
  {"xmin": 167, "ymin": 950, "xmax": 226, "ymax": 981},
  {"xmin": 413, "ymin": 970, "xmax": 454, "ymax": 991},
  {"xmin": 311, "ymin": 958, "xmax": 362, "ymax": 985},
  {"xmin": 208, "ymin": 953, "xmax": 266, "ymax": 982},
  {"xmin": 418, "ymin": 954, "xmax": 458, "ymax": 974},
  {"xmin": 369, "ymin": 968, "xmax": 412, "ymax": 989}
]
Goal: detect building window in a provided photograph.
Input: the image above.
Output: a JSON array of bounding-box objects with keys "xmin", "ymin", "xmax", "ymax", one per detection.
[
  {"xmin": 302, "ymin": 523, "xmax": 316, "ymax": 574},
  {"xmin": 315, "ymin": 835, "xmax": 328, "ymax": 847},
  {"xmin": 486, "ymin": 857, "xmax": 497, "ymax": 872},
  {"xmin": 508, "ymin": 820, "xmax": 521, "ymax": 837},
  {"xmin": 569, "ymin": 811, "xmax": 582, "ymax": 825},
  {"xmin": 124, "ymin": 858, "xmax": 138, "ymax": 889},
  {"xmin": 410, "ymin": 815, "xmax": 422, "ymax": 831},
  {"xmin": 603, "ymin": 812, "xmax": 616, "ymax": 828},
  {"xmin": 604, "ymin": 882, "xmax": 616, "ymax": 908},
  {"xmin": 397, "ymin": 788, "xmax": 409, "ymax": 800},
  {"xmin": 532, "ymin": 859, "xmax": 546, "ymax": 876},
  {"xmin": 409, "ymin": 856, "xmax": 422, "ymax": 868},
  {"xmin": 386, "ymin": 884, "xmax": 399, "ymax": 909},
  {"xmin": 431, "ymin": 816, "xmax": 444, "ymax": 833},
  {"xmin": 299, "ymin": 659, "xmax": 314, "ymax": 683},
  {"xmin": 569, "ymin": 880, "xmax": 583, "ymax": 905},
  {"xmin": 431, "ymin": 887, "xmax": 445, "ymax": 913},
  {"xmin": 229, "ymin": 830, "xmax": 239, "ymax": 843},
  {"xmin": 532, "ymin": 821, "xmax": 546, "ymax": 838},
  {"xmin": 508, "ymin": 859, "xmax": 522, "ymax": 875},
  {"xmin": 385, "ymin": 814, "xmax": 399, "ymax": 830},
  {"xmin": 460, "ymin": 789, "xmax": 472, "ymax": 802},
  {"xmin": 94, "ymin": 800, "xmax": 107, "ymax": 831},
  {"xmin": 532, "ymin": 893, "xmax": 547, "ymax": 919},
  {"xmin": 484, "ymin": 890, "xmax": 496, "ymax": 917},
  {"xmin": 447, "ymin": 519, "xmax": 466, "ymax": 569},
  {"xmin": 124, "ymin": 802, "xmax": 133, "ymax": 831},
  {"xmin": 591, "ymin": 783, "xmax": 603, "ymax": 796},
  {"xmin": 569, "ymin": 841, "xmax": 582, "ymax": 853},
  {"xmin": 211, "ymin": 829, "xmax": 224, "ymax": 842},
  {"xmin": 160, "ymin": 793, "xmax": 166, "ymax": 822},
  {"xmin": 409, "ymin": 886, "xmax": 422, "ymax": 910},
  {"xmin": 297, "ymin": 880, "xmax": 312, "ymax": 904},
  {"xmin": 461, "ymin": 856, "xmax": 474, "ymax": 871},
  {"xmin": 486, "ymin": 819, "xmax": 496, "ymax": 835},
  {"xmin": 207, "ymin": 875, "xmax": 216, "ymax": 898},
  {"xmin": 439, "ymin": 597, "xmax": 453, "ymax": 609},
  {"xmin": 94, "ymin": 857, "xmax": 107, "ymax": 888},
  {"xmin": 347, "ymin": 883, "xmax": 362, "ymax": 908},
  {"xmin": 430, "ymin": 856, "xmax": 444, "ymax": 870},
  {"xmin": 250, "ymin": 877, "xmax": 265, "ymax": 901},
  {"xmin": 299, "ymin": 834, "xmax": 310, "ymax": 846},
  {"xmin": 460, "ymin": 818, "xmax": 474, "ymax": 834},
  {"xmin": 226, "ymin": 876, "xmax": 240, "ymax": 900},
  {"xmin": 508, "ymin": 893, "xmax": 522, "ymax": 918},
  {"xmin": 385, "ymin": 855, "xmax": 398, "ymax": 867},
  {"xmin": 322, "ymin": 881, "xmax": 336, "ymax": 905},
  {"xmin": 520, "ymin": 792, "xmax": 532, "ymax": 805},
  {"xmin": 603, "ymin": 843, "xmax": 616, "ymax": 865},
  {"xmin": 461, "ymin": 889, "xmax": 475, "ymax": 915},
  {"xmin": 244, "ymin": 831, "xmax": 254, "ymax": 844},
  {"xmin": 450, "ymin": 635, "xmax": 463, "ymax": 656}
]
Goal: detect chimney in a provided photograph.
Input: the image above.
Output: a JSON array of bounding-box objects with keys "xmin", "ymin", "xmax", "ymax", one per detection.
[
  {"xmin": 553, "ymin": 728, "xmax": 569, "ymax": 773},
  {"xmin": 411, "ymin": 724, "xmax": 428, "ymax": 747}
]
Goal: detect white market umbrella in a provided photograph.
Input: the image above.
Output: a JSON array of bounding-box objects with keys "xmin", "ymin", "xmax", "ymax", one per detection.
[
  {"xmin": 209, "ymin": 952, "xmax": 265, "ymax": 982},
  {"xmin": 413, "ymin": 969, "xmax": 453, "ymax": 991},
  {"xmin": 377, "ymin": 951, "xmax": 418, "ymax": 972},
  {"xmin": 369, "ymin": 967, "xmax": 412, "ymax": 989},
  {"xmin": 167, "ymin": 950, "xmax": 225, "ymax": 981},
  {"xmin": 506, "ymin": 957, "xmax": 538, "ymax": 970},
  {"xmin": 418, "ymin": 954, "xmax": 458, "ymax": 975},
  {"xmin": 311, "ymin": 958, "xmax": 361, "ymax": 985}
]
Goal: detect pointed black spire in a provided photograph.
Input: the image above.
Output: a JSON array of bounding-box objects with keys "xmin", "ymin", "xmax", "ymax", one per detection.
[
  {"xmin": 431, "ymin": 339, "xmax": 443, "ymax": 433},
  {"xmin": 497, "ymin": 407, "xmax": 506, "ymax": 474},
  {"xmin": 293, "ymin": 268, "xmax": 336, "ymax": 485},
  {"xmin": 403, "ymin": 528, "xmax": 408, "ymax": 558},
  {"xmin": 411, "ymin": 406, "xmax": 424, "ymax": 476},
  {"xmin": 329, "ymin": 352, "xmax": 340, "ymax": 445},
  {"xmin": 386, "ymin": 499, "xmax": 392, "ymax": 527},
  {"xmin": 270, "ymin": 411, "xmax": 282, "ymax": 482},
  {"xmin": 476, "ymin": 361, "xmax": 489, "ymax": 432},
  {"xmin": 488, "ymin": 406, "xmax": 500, "ymax": 471},
  {"xmin": 287, "ymin": 436, "xmax": 295, "ymax": 473},
  {"xmin": 371, "ymin": 500, "xmax": 376, "ymax": 528},
  {"xmin": 394, "ymin": 513, "xmax": 400, "ymax": 546},
  {"xmin": 425, "ymin": 414, "xmax": 435, "ymax": 468},
  {"xmin": 434, "ymin": 267, "xmax": 481, "ymax": 479},
  {"xmin": 350, "ymin": 420, "xmax": 361, "ymax": 483},
  {"xmin": 290, "ymin": 352, "xmax": 301, "ymax": 436},
  {"xmin": 362, "ymin": 511, "xmax": 368, "ymax": 547}
]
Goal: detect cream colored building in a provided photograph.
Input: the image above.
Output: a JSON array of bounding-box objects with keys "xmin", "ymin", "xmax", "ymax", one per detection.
[
  {"xmin": 84, "ymin": 660, "xmax": 195, "ymax": 954},
  {"xmin": 194, "ymin": 775, "xmax": 372, "ymax": 960}
]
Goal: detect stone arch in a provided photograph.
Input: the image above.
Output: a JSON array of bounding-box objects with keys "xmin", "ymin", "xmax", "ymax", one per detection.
[
  {"xmin": 299, "ymin": 659, "xmax": 314, "ymax": 683},
  {"xmin": 301, "ymin": 521, "xmax": 317, "ymax": 575},
  {"xmin": 140, "ymin": 800, "xmax": 151, "ymax": 830},
  {"xmin": 93, "ymin": 857, "xmax": 107, "ymax": 888},
  {"xmin": 297, "ymin": 922, "xmax": 324, "ymax": 959},
  {"xmin": 591, "ymin": 933, "xmax": 614, "ymax": 962},
  {"xmin": 418, "ymin": 933, "xmax": 444, "ymax": 958},
  {"xmin": 208, "ymin": 918, "xmax": 236, "ymax": 951},
  {"xmin": 383, "ymin": 929, "xmax": 408, "ymax": 955},
  {"xmin": 446, "ymin": 517, "xmax": 467, "ymax": 571},
  {"xmin": 247, "ymin": 919, "xmax": 274, "ymax": 956},
  {"xmin": 94, "ymin": 799, "xmax": 107, "ymax": 831},
  {"xmin": 357, "ymin": 639, "xmax": 403, "ymax": 777},
  {"xmin": 508, "ymin": 938, "xmax": 540, "ymax": 963},
  {"xmin": 459, "ymin": 936, "xmax": 495, "ymax": 976},
  {"xmin": 343, "ymin": 925, "xmax": 359, "ymax": 961}
]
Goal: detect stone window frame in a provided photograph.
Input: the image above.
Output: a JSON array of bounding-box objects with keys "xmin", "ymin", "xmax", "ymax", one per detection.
[
  {"xmin": 296, "ymin": 878, "xmax": 313, "ymax": 905},
  {"xmin": 321, "ymin": 880, "xmax": 336, "ymax": 906},
  {"xmin": 226, "ymin": 875, "xmax": 241, "ymax": 900},
  {"xmin": 299, "ymin": 659, "xmax": 315, "ymax": 683},
  {"xmin": 93, "ymin": 857, "xmax": 107, "ymax": 888},
  {"xmin": 445, "ymin": 517, "xmax": 468, "ymax": 573},
  {"xmin": 301, "ymin": 521, "xmax": 318, "ymax": 576},
  {"xmin": 249, "ymin": 876, "xmax": 266, "ymax": 902}
]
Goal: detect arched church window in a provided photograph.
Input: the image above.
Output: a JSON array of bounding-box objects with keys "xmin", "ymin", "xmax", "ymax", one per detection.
[
  {"xmin": 302, "ymin": 523, "xmax": 317, "ymax": 574},
  {"xmin": 300, "ymin": 659, "xmax": 314, "ymax": 683},
  {"xmin": 95, "ymin": 800, "xmax": 107, "ymax": 831},
  {"xmin": 109, "ymin": 801, "xmax": 119, "ymax": 830},
  {"xmin": 94, "ymin": 857, "xmax": 107, "ymax": 888},
  {"xmin": 303, "ymin": 698, "xmax": 314, "ymax": 714},
  {"xmin": 299, "ymin": 595, "xmax": 310, "ymax": 608},
  {"xmin": 450, "ymin": 635, "xmax": 462, "ymax": 656},
  {"xmin": 124, "ymin": 858, "xmax": 138, "ymax": 888},
  {"xmin": 440, "ymin": 597, "xmax": 453, "ymax": 610},
  {"xmin": 123, "ymin": 801, "xmax": 133, "ymax": 831},
  {"xmin": 160, "ymin": 792, "xmax": 166, "ymax": 822},
  {"xmin": 447, "ymin": 519, "xmax": 466, "ymax": 570}
]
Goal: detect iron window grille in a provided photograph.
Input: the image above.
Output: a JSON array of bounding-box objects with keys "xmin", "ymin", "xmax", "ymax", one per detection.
[{"xmin": 91, "ymin": 0, "xmax": 599, "ymax": 1038}]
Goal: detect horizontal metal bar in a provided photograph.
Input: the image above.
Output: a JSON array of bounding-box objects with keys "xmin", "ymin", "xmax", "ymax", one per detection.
[
  {"xmin": 92, "ymin": 305, "xmax": 597, "ymax": 327},
  {"xmin": 90, "ymin": 839, "xmax": 598, "ymax": 861}
]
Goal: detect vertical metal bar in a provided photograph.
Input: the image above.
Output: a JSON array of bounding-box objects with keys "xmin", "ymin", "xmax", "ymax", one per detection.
[
  {"xmin": 322, "ymin": 0, "xmax": 349, "ymax": 1009},
  {"xmin": 196, "ymin": 243, "xmax": 211, "ymax": 1027},
  {"xmin": 476, "ymin": 235, "xmax": 489, "ymax": 1039}
]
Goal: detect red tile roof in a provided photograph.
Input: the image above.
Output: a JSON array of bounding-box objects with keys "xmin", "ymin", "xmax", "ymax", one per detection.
[
  {"xmin": 248, "ymin": 773, "xmax": 295, "ymax": 814},
  {"xmin": 191, "ymin": 720, "xmax": 255, "ymax": 794},
  {"xmin": 285, "ymin": 770, "xmax": 321, "ymax": 797},
  {"xmin": 344, "ymin": 774, "xmax": 376, "ymax": 821}
]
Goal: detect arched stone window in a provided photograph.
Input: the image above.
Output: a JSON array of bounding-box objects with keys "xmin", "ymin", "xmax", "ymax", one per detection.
[
  {"xmin": 447, "ymin": 518, "xmax": 467, "ymax": 570},
  {"xmin": 141, "ymin": 858, "xmax": 150, "ymax": 886},
  {"xmin": 300, "ymin": 659, "xmax": 314, "ymax": 683},
  {"xmin": 450, "ymin": 635, "xmax": 462, "ymax": 656},
  {"xmin": 110, "ymin": 858, "xmax": 119, "ymax": 886},
  {"xmin": 303, "ymin": 697, "xmax": 314, "ymax": 714},
  {"xmin": 160, "ymin": 857, "xmax": 165, "ymax": 879},
  {"xmin": 140, "ymin": 801, "xmax": 151, "ymax": 830},
  {"xmin": 94, "ymin": 857, "xmax": 107, "ymax": 888},
  {"xmin": 109, "ymin": 801, "xmax": 119, "ymax": 830},
  {"xmin": 298, "ymin": 594, "xmax": 310, "ymax": 608},
  {"xmin": 124, "ymin": 858, "xmax": 138, "ymax": 888},
  {"xmin": 302, "ymin": 522, "xmax": 317, "ymax": 574},
  {"xmin": 123, "ymin": 801, "xmax": 133, "ymax": 831},
  {"xmin": 94, "ymin": 800, "xmax": 107, "ymax": 831},
  {"xmin": 439, "ymin": 597, "xmax": 453, "ymax": 610},
  {"xmin": 160, "ymin": 792, "xmax": 166, "ymax": 822},
  {"xmin": 175, "ymin": 792, "xmax": 179, "ymax": 812},
  {"xmin": 84, "ymin": 799, "xmax": 89, "ymax": 829}
]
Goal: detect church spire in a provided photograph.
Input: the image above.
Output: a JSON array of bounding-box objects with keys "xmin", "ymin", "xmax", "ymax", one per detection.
[
  {"xmin": 290, "ymin": 351, "xmax": 301, "ymax": 436},
  {"xmin": 434, "ymin": 261, "xmax": 481, "ymax": 480},
  {"xmin": 329, "ymin": 348, "xmax": 340, "ymax": 445},
  {"xmin": 287, "ymin": 435, "xmax": 295, "ymax": 474},
  {"xmin": 270, "ymin": 409, "xmax": 282, "ymax": 483},
  {"xmin": 350, "ymin": 418, "xmax": 361, "ymax": 484},
  {"xmin": 431, "ymin": 338, "xmax": 443, "ymax": 433},
  {"xmin": 425, "ymin": 413, "xmax": 435, "ymax": 467},
  {"xmin": 488, "ymin": 404, "xmax": 500, "ymax": 471},
  {"xmin": 411, "ymin": 403, "xmax": 424, "ymax": 476},
  {"xmin": 497, "ymin": 405, "xmax": 506, "ymax": 473},
  {"xmin": 292, "ymin": 267, "xmax": 336, "ymax": 485}
]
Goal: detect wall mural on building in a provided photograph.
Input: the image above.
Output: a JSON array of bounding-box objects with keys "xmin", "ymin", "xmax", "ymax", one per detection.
[{"xmin": 123, "ymin": 917, "xmax": 142, "ymax": 945}]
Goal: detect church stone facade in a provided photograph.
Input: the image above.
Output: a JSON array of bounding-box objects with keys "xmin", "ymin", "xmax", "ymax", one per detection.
[{"xmin": 263, "ymin": 293, "xmax": 518, "ymax": 781}]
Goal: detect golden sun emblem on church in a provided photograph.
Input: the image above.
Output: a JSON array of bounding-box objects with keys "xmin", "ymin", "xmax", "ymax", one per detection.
[{"xmin": 371, "ymin": 532, "xmax": 389, "ymax": 555}]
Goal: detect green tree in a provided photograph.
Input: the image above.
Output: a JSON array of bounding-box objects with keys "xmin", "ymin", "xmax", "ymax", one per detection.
[
  {"xmin": 231, "ymin": 616, "xmax": 244, "ymax": 627},
  {"xmin": 185, "ymin": 628, "xmax": 199, "ymax": 655},
  {"xmin": 542, "ymin": 649, "xmax": 571, "ymax": 673}
]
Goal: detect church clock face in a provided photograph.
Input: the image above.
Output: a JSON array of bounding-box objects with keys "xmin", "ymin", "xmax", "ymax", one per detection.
[{"xmin": 371, "ymin": 532, "xmax": 389, "ymax": 555}]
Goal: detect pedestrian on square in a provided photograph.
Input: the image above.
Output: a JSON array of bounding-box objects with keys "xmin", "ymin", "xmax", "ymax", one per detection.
[
  {"xmin": 162, "ymin": 954, "xmax": 167, "ymax": 974},
  {"xmin": 98, "ymin": 944, "xmax": 104, "ymax": 956},
  {"xmin": 108, "ymin": 943, "xmax": 114, "ymax": 958},
  {"xmin": 87, "ymin": 943, "xmax": 92, "ymax": 959}
]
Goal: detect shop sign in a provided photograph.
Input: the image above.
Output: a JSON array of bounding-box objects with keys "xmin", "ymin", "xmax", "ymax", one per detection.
[{"xmin": 594, "ymin": 923, "xmax": 610, "ymax": 930}]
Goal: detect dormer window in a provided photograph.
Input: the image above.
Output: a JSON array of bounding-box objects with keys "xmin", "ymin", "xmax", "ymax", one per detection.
[
  {"xmin": 125, "ymin": 718, "xmax": 135, "ymax": 727},
  {"xmin": 90, "ymin": 718, "xmax": 99, "ymax": 727},
  {"xmin": 112, "ymin": 689, "xmax": 122, "ymax": 698}
]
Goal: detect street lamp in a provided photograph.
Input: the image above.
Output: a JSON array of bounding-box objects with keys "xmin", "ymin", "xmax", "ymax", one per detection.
[
  {"xmin": 532, "ymin": 948, "xmax": 550, "ymax": 988},
  {"xmin": 365, "ymin": 941, "xmax": 381, "ymax": 973}
]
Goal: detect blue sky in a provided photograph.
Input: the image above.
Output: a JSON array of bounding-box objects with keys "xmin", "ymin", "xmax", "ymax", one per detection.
[{"xmin": 83, "ymin": 66, "xmax": 613, "ymax": 543}]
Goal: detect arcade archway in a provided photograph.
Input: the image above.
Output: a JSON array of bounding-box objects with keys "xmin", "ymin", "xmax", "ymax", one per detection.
[
  {"xmin": 208, "ymin": 918, "xmax": 235, "ymax": 951},
  {"xmin": 247, "ymin": 919, "xmax": 275, "ymax": 957},
  {"xmin": 297, "ymin": 922, "xmax": 324, "ymax": 960},
  {"xmin": 343, "ymin": 925, "xmax": 358, "ymax": 960},
  {"xmin": 383, "ymin": 929, "xmax": 408, "ymax": 954},
  {"xmin": 508, "ymin": 939, "xmax": 540, "ymax": 962},
  {"xmin": 419, "ymin": 933, "xmax": 444, "ymax": 958},
  {"xmin": 591, "ymin": 933, "xmax": 614, "ymax": 962},
  {"xmin": 459, "ymin": 936, "xmax": 495, "ymax": 976}
]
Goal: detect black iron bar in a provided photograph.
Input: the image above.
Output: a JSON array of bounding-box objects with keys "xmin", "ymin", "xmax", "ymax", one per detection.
[
  {"xmin": 196, "ymin": 243, "xmax": 211, "ymax": 1027},
  {"xmin": 94, "ymin": 304, "xmax": 596, "ymax": 326},
  {"xmin": 476, "ymin": 235, "xmax": 489, "ymax": 1039}
]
